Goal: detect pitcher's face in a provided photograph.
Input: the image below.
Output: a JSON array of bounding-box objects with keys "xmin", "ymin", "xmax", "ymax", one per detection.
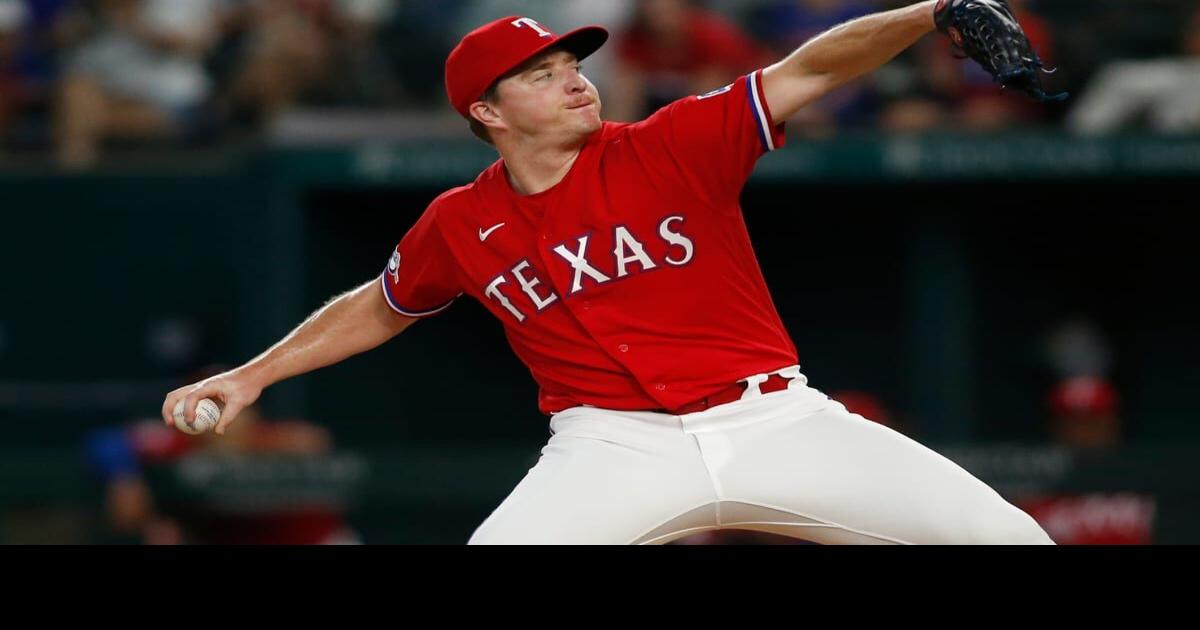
[{"xmin": 492, "ymin": 49, "xmax": 603, "ymax": 142}]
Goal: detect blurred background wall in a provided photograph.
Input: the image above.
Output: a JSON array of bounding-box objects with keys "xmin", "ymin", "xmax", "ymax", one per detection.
[{"xmin": 1, "ymin": 0, "xmax": 1197, "ymax": 544}]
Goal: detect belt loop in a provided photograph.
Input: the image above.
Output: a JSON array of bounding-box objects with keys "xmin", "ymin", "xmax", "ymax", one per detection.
[
  {"xmin": 738, "ymin": 373, "xmax": 769, "ymax": 400},
  {"xmin": 776, "ymin": 365, "xmax": 806, "ymax": 389}
]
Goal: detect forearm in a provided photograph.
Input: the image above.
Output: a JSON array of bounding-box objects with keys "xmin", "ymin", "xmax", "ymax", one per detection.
[
  {"xmin": 235, "ymin": 279, "xmax": 416, "ymax": 391},
  {"xmin": 763, "ymin": 1, "xmax": 937, "ymax": 119},
  {"xmin": 782, "ymin": 1, "xmax": 936, "ymax": 84}
]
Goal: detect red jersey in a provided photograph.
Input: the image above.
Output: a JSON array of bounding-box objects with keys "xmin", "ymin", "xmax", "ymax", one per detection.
[{"xmin": 382, "ymin": 70, "xmax": 797, "ymax": 415}]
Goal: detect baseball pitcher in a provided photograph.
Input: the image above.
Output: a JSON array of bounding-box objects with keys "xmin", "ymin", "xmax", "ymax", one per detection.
[{"xmin": 164, "ymin": 1, "xmax": 1058, "ymax": 544}]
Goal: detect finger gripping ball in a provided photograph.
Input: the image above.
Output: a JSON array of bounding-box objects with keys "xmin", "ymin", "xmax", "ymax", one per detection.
[{"xmin": 172, "ymin": 398, "xmax": 222, "ymax": 435}]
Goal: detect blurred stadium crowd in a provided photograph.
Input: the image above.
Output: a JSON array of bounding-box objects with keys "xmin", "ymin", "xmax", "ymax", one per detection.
[{"xmin": 1, "ymin": 0, "xmax": 1198, "ymax": 168}]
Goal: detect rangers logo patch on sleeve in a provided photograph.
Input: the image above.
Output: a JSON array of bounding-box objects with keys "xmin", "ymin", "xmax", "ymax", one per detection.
[{"xmin": 388, "ymin": 249, "xmax": 401, "ymax": 283}]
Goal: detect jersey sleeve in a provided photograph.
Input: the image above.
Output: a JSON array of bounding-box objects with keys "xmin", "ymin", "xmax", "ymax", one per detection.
[
  {"xmin": 632, "ymin": 69, "xmax": 786, "ymax": 206},
  {"xmin": 380, "ymin": 202, "xmax": 463, "ymax": 318}
]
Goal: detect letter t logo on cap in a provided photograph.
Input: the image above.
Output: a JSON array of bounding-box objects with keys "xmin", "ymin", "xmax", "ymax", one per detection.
[{"xmin": 511, "ymin": 17, "xmax": 553, "ymax": 38}]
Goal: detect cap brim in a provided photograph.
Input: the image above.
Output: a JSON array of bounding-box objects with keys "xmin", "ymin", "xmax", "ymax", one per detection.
[
  {"xmin": 551, "ymin": 25, "xmax": 609, "ymax": 63},
  {"xmin": 502, "ymin": 25, "xmax": 609, "ymax": 80}
]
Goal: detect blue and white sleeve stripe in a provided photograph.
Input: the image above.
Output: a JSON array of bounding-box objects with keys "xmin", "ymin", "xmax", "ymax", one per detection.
[
  {"xmin": 745, "ymin": 69, "xmax": 777, "ymax": 153},
  {"xmin": 379, "ymin": 271, "xmax": 460, "ymax": 318}
]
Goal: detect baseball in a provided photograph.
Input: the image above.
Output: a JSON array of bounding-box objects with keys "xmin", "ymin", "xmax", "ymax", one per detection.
[{"xmin": 172, "ymin": 398, "xmax": 221, "ymax": 435}]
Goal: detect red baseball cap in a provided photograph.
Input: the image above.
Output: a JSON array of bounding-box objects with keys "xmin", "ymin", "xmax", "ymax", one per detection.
[{"xmin": 445, "ymin": 16, "xmax": 609, "ymax": 119}]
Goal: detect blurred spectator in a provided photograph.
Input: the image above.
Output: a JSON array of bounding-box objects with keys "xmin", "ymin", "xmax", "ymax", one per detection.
[
  {"xmin": 873, "ymin": 35, "xmax": 957, "ymax": 134},
  {"xmin": 219, "ymin": 1, "xmax": 337, "ymax": 127},
  {"xmin": 371, "ymin": 0, "xmax": 471, "ymax": 108},
  {"xmin": 744, "ymin": 0, "xmax": 878, "ymax": 135},
  {"xmin": 1, "ymin": 0, "xmax": 74, "ymax": 141},
  {"xmin": 328, "ymin": 0, "xmax": 402, "ymax": 106},
  {"xmin": 1047, "ymin": 376, "xmax": 1121, "ymax": 450},
  {"xmin": 1045, "ymin": 318, "xmax": 1114, "ymax": 379},
  {"xmin": 54, "ymin": 0, "xmax": 222, "ymax": 169},
  {"xmin": 748, "ymin": 0, "xmax": 876, "ymax": 51},
  {"xmin": 607, "ymin": 0, "xmax": 770, "ymax": 122},
  {"xmin": 0, "ymin": 0, "xmax": 28, "ymax": 135},
  {"xmin": 223, "ymin": 0, "xmax": 404, "ymax": 125},
  {"xmin": 1021, "ymin": 375, "xmax": 1155, "ymax": 545},
  {"xmin": 1042, "ymin": 318, "xmax": 1119, "ymax": 449},
  {"xmin": 86, "ymin": 409, "xmax": 359, "ymax": 544},
  {"xmin": 1067, "ymin": 6, "xmax": 1200, "ymax": 135},
  {"xmin": 85, "ymin": 367, "xmax": 359, "ymax": 544}
]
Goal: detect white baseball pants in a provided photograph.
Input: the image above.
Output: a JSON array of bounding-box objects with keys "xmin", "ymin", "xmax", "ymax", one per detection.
[{"xmin": 468, "ymin": 368, "xmax": 1054, "ymax": 545}]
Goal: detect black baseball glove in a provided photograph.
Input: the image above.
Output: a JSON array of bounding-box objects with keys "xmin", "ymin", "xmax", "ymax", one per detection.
[{"xmin": 933, "ymin": 0, "xmax": 1067, "ymax": 102}]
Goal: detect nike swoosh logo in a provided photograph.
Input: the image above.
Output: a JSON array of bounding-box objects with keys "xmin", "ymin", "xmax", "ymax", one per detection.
[{"xmin": 479, "ymin": 223, "xmax": 506, "ymax": 242}]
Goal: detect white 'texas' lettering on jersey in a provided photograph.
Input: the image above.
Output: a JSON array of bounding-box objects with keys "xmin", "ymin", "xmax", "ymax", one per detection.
[
  {"xmin": 659, "ymin": 216, "xmax": 695, "ymax": 265},
  {"xmin": 484, "ymin": 275, "xmax": 527, "ymax": 322},
  {"xmin": 612, "ymin": 226, "xmax": 657, "ymax": 278},
  {"xmin": 481, "ymin": 215, "xmax": 696, "ymax": 323},
  {"xmin": 553, "ymin": 235, "xmax": 613, "ymax": 295},
  {"xmin": 512, "ymin": 259, "xmax": 558, "ymax": 311}
]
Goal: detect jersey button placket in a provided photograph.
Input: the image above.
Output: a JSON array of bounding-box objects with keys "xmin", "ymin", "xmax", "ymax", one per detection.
[{"xmin": 617, "ymin": 344, "xmax": 629, "ymax": 353}]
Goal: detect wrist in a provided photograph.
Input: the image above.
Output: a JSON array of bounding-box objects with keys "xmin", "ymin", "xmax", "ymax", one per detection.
[{"xmin": 230, "ymin": 363, "xmax": 270, "ymax": 392}]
